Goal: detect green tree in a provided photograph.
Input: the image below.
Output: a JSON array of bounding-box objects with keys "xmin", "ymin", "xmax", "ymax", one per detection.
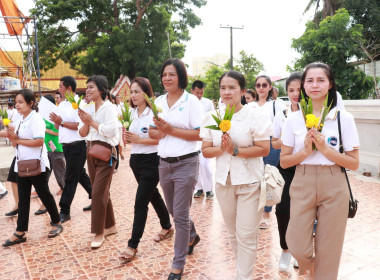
[
  {"xmin": 291, "ymin": 9, "xmax": 373, "ymax": 99},
  {"xmin": 30, "ymin": 0, "xmax": 206, "ymax": 90},
  {"xmin": 303, "ymin": 0, "xmax": 345, "ymax": 22},
  {"xmin": 202, "ymin": 65, "xmax": 226, "ymax": 101},
  {"xmin": 234, "ymin": 50, "xmax": 265, "ymax": 89}
]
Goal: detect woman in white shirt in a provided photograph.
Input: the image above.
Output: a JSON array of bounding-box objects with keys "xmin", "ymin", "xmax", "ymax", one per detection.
[
  {"xmin": 254, "ymin": 75, "xmax": 286, "ymax": 228},
  {"xmin": 281, "ymin": 62, "xmax": 360, "ymax": 279},
  {"xmin": 201, "ymin": 70, "xmax": 272, "ymax": 280},
  {"xmin": 271, "ymin": 72, "xmax": 302, "ymax": 272},
  {"xmin": 119, "ymin": 77, "xmax": 172, "ymax": 263},
  {"xmin": 78, "ymin": 75, "xmax": 119, "ymax": 249},
  {"xmin": 149, "ymin": 58, "xmax": 203, "ymax": 280},
  {"xmin": 3, "ymin": 89, "xmax": 63, "ymax": 247}
]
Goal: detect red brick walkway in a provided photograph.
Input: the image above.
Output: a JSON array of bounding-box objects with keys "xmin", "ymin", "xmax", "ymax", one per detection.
[{"xmin": 1, "ymin": 147, "xmax": 379, "ymax": 279}]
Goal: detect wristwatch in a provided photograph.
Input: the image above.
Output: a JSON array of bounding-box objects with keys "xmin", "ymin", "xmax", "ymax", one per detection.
[
  {"xmin": 60, "ymin": 121, "xmax": 65, "ymax": 127},
  {"xmin": 232, "ymin": 146, "xmax": 239, "ymax": 157}
]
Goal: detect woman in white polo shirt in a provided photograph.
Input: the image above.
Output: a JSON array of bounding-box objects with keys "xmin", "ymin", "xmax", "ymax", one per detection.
[
  {"xmin": 3, "ymin": 89, "xmax": 63, "ymax": 247},
  {"xmin": 119, "ymin": 77, "xmax": 172, "ymax": 263},
  {"xmin": 254, "ymin": 75, "xmax": 286, "ymax": 229},
  {"xmin": 281, "ymin": 62, "xmax": 360, "ymax": 279},
  {"xmin": 201, "ymin": 70, "xmax": 272, "ymax": 280},
  {"xmin": 149, "ymin": 58, "xmax": 203, "ymax": 280},
  {"xmin": 271, "ymin": 72, "xmax": 302, "ymax": 272},
  {"xmin": 78, "ymin": 75, "xmax": 119, "ymax": 249}
]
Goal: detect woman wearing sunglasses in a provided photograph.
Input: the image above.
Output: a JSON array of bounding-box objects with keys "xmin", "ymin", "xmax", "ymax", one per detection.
[{"xmin": 254, "ymin": 75, "xmax": 286, "ymax": 229}]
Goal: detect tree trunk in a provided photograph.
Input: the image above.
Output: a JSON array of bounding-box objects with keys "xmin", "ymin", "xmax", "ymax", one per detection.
[{"xmin": 113, "ymin": 0, "xmax": 119, "ymax": 26}]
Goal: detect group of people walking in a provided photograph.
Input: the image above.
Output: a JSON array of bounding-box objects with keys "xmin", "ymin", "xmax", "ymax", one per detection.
[{"xmin": 0, "ymin": 58, "xmax": 359, "ymax": 280}]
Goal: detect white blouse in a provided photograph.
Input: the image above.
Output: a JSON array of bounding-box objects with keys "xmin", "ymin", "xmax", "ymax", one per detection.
[
  {"xmin": 15, "ymin": 111, "xmax": 50, "ymax": 172},
  {"xmin": 281, "ymin": 108, "xmax": 360, "ymax": 165},
  {"xmin": 129, "ymin": 107, "xmax": 157, "ymax": 154},
  {"xmin": 80, "ymin": 100, "xmax": 119, "ymax": 146},
  {"xmin": 200, "ymin": 105, "xmax": 272, "ymax": 186}
]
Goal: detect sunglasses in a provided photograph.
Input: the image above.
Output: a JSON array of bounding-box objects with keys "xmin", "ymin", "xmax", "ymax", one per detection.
[{"xmin": 255, "ymin": 83, "xmax": 268, "ymax": 89}]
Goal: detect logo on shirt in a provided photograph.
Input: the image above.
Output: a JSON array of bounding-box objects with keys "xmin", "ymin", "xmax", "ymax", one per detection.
[
  {"xmin": 328, "ymin": 136, "xmax": 338, "ymax": 146},
  {"xmin": 179, "ymin": 107, "xmax": 184, "ymax": 112},
  {"xmin": 141, "ymin": 127, "xmax": 148, "ymax": 133}
]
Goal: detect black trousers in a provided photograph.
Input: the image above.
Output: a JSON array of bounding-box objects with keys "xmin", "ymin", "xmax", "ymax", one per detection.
[
  {"xmin": 17, "ymin": 171, "xmax": 60, "ymax": 231},
  {"xmin": 59, "ymin": 140, "xmax": 92, "ymax": 215},
  {"xmin": 275, "ymin": 164, "xmax": 296, "ymax": 250},
  {"xmin": 128, "ymin": 153, "xmax": 171, "ymax": 249}
]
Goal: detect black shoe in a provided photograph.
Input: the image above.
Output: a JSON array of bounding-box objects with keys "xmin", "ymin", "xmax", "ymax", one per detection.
[
  {"xmin": 193, "ymin": 190, "xmax": 204, "ymax": 198},
  {"xmin": 0, "ymin": 191, "xmax": 8, "ymax": 199},
  {"xmin": 3, "ymin": 232, "xmax": 27, "ymax": 247},
  {"xmin": 35, "ymin": 209, "xmax": 48, "ymax": 215},
  {"xmin": 5, "ymin": 209, "xmax": 18, "ymax": 217},
  {"xmin": 188, "ymin": 234, "xmax": 200, "ymax": 255},
  {"xmin": 206, "ymin": 191, "xmax": 214, "ymax": 199},
  {"xmin": 168, "ymin": 269, "xmax": 183, "ymax": 280},
  {"xmin": 59, "ymin": 213, "xmax": 71, "ymax": 223},
  {"xmin": 83, "ymin": 204, "xmax": 91, "ymax": 211},
  {"xmin": 48, "ymin": 223, "xmax": 63, "ymax": 238}
]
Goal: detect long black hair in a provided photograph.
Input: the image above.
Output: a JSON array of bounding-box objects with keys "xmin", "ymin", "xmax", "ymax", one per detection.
[
  {"xmin": 15, "ymin": 89, "xmax": 37, "ymax": 110},
  {"xmin": 86, "ymin": 75, "xmax": 111, "ymax": 101}
]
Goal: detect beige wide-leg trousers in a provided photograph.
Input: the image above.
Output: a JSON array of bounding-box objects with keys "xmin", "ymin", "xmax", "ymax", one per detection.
[{"xmin": 286, "ymin": 165, "xmax": 349, "ymax": 280}]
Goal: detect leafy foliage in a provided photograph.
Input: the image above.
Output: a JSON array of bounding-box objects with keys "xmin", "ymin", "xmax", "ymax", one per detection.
[
  {"xmin": 290, "ymin": 9, "xmax": 373, "ymax": 99},
  {"xmin": 234, "ymin": 50, "xmax": 265, "ymax": 90},
  {"xmin": 31, "ymin": 0, "xmax": 206, "ymax": 90}
]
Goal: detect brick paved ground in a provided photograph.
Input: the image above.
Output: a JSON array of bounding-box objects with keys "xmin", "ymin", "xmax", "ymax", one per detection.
[{"xmin": 0, "ymin": 146, "xmax": 379, "ymax": 279}]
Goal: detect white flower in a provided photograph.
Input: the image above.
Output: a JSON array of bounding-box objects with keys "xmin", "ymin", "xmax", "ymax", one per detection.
[
  {"xmin": 156, "ymin": 104, "xmax": 163, "ymax": 113},
  {"xmin": 123, "ymin": 121, "xmax": 130, "ymax": 129}
]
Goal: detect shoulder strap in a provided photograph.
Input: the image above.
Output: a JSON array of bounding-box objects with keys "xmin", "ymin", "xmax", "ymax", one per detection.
[
  {"xmin": 283, "ymin": 109, "xmax": 287, "ymax": 118},
  {"xmin": 273, "ymin": 100, "xmax": 276, "ymax": 116},
  {"xmin": 337, "ymin": 110, "xmax": 355, "ymax": 202}
]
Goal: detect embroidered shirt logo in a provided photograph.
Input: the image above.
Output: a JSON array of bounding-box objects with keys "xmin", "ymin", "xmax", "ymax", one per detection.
[
  {"xmin": 179, "ymin": 107, "xmax": 184, "ymax": 111},
  {"xmin": 328, "ymin": 136, "xmax": 338, "ymax": 146},
  {"xmin": 141, "ymin": 127, "xmax": 148, "ymax": 133}
]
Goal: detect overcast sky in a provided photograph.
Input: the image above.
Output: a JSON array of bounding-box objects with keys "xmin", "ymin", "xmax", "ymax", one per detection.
[{"xmin": 4, "ymin": 0, "xmax": 315, "ymax": 77}]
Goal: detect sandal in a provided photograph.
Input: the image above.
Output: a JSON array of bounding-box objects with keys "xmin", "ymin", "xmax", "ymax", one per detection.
[
  {"xmin": 153, "ymin": 228, "xmax": 174, "ymax": 242},
  {"xmin": 3, "ymin": 232, "xmax": 27, "ymax": 247},
  {"xmin": 48, "ymin": 223, "xmax": 63, "ymax": 238},
  {"xmin": 259, "ymin": 218, "xmax": 270, "ymax": 229},
  {"xmin": 119, "ymin": 247, "xmax": 137, "ymax": 263}
]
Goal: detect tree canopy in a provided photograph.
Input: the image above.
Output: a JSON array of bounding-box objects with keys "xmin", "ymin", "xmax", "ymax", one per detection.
[
  {"xmin": 291, "ymin": 8, "xmax": 373, "ymax": 99},
  {"xmin": 31, "ymin": 0, "xmax": 206, "ymax": 90}
]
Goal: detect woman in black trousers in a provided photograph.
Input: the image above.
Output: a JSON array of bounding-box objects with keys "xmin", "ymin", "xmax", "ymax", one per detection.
[{"xmin": 120, "ymin": 77, "xmax": 172, "ymax": 263}]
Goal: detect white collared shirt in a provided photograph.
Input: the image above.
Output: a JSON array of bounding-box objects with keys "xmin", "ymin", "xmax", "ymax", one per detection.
[
  {"xmin": 152, "ymin": 91, "xmax": 203, "ymax": 158},
  {"xmin": 273, "ymin": 106, "xmax": 297, "ymax": 138},
  {"xmin": 199, "ymin": 97, "xmax": 214, "ymax": 113},
  {"xmin": 281, "ymin": 108, "xmax": 359, "ymax": 165},
  {"xmin": 258, "ymin": 99, "xmax": 286, "ymax": 122},
  {"xmin": 15, "ymin": 111, "xmax": 49, "ymax": 172},
  {"xmin": 57, "ymin": 98, "xmax": 82, "ymax": 144},
  {"xmin": 200, "ymin": 105, "xmax": 272, "ymax": 186},
  {"xmin": 80, "ymin": 100, "xmax": 119, "ymax": 146},
  {"xmin": 129, "ymin": 107, "xmax": 157, "ymax": 154}
]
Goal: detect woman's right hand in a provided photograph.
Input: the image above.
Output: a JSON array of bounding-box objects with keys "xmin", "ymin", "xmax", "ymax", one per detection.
[{"xmin": 303, "ymin": 129, "xmax": 313, "ymax": 156}]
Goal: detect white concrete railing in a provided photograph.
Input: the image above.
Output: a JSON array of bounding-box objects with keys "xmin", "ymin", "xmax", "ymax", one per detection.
[{"xmin": 344, "ymin": 100, "xmax": 380, "ymax": 177}]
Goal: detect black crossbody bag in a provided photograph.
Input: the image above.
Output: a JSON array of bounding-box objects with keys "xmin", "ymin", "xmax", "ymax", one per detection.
[{"xmin": 337, "ymin": 111, "xmax": 358, "ymax": 218}]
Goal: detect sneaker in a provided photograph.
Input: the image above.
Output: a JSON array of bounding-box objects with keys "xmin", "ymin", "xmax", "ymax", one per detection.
[
  {"xmin": 193, "ymin": 190, "xmax": 204, "ymax": 198},
  {"xmin": 279, "ymin": 251, "xmax": 292, "ymax": 272},
  {"xmin": 206, "ymin": 191, "xmax": 214, "ymax": 199},
  {"xmin": 293, "ymin": 259, "xmax": 299, "ymax": 268}
]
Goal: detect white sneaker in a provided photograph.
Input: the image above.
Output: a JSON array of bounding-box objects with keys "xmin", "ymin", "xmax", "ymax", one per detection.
[
  {"xmin": 293, "ymin": 258, "xmax": 299, "ymax": 268},
  {"xmin": 279, "ymin": 251, "xmax": 292, "ymax": 272}
]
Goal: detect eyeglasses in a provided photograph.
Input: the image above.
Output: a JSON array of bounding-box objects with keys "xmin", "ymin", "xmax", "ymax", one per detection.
[{"xmin": 255, "ymin": 83, "xmax": 268, "ymax": 89}]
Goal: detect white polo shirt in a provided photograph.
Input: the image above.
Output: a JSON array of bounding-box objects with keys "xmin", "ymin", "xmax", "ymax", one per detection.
[
  {"xmin": 247, "ymin": 102, "xmax": 259, "ymax": 109},
  {"xmin": 273, "ymin": 106, "xmax": 297, "ymax": 139},
  {"xmin": 152, "ymin": 91, "xmax": 203, "ymax": 158},
  {"xmin": 199, "ymin": 97, "xmax": 214, "ymax": 113},
  {"xmin": 57, "ymin": 98, "xmax": 82, "ymax": 144},
  {"xmin": 258, "ymin": 99, "xmax": 286, "ymax": 122},
  {"xmin": 79, "ymin": 100, "xmax": 119, "ymax": 146},
  {"xmin": 200, "ymin": 105, "xmax": 272, "ymax": 186},
  {"xmin": 15, "ymin": 111, "xmax": 49, "ymax": 172},
  {"xmin": 281, "ymin": 108, "xmax": 359, "ymax": 165},
  {"xmin": 129, "ymin": 107, "xmax": 157, "ymax": 154}
]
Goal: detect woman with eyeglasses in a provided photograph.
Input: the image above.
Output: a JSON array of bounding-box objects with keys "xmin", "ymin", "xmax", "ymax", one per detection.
[{"xmin": 254, "ymin": 75, "xmax": 286, "ymax": 229}]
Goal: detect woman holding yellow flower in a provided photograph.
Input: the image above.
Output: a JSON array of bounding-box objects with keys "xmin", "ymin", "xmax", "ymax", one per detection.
[
  {"xmin": 200, "ymin": 70, "xmax": 272, "ymax": 280},
  {"xmin": 280, "ymin": 62, "xmax": 360, "ymax": 279}
]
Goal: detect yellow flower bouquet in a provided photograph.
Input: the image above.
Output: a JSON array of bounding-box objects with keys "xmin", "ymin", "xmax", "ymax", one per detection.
[
  {"xmin": 65, "ymin": 92, "xmax": 83, "ymax": 110},
  {"xmin": 119, "ymin": 102, "xmax": 134, "ymax": 130},
  {"xmin": 143, "ymin": 94, "xmax": 162, "ymax": 120},
  {"xmin": 300, "ymin": 91, "xmax": 331, "ymax": 150},
  {"xmin": 205, "ymin": 104, "xmax": 235, "ymax": 134},
  {"xmin": 0, "ymin": 109, "xmax": 10, "ymax": 128}
]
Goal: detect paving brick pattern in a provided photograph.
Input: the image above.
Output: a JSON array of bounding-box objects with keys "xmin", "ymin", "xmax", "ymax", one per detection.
[{"xmin": 0, "ymin": 146, "xmax": 379, "ymax": 279}]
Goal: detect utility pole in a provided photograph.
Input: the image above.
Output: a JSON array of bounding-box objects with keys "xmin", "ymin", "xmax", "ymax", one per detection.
[
  {"xmin": 166, "ymin": 32, "xmax": 172, "ymax": 59},
  {"xmin": 220, "ymin": 25, "xmax": 244, "ymax": 70}
]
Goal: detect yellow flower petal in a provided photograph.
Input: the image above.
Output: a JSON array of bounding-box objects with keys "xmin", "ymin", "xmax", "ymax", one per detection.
[{"xmin": 219, "ymin": 120, "xmax": 231, "ymax": 133}]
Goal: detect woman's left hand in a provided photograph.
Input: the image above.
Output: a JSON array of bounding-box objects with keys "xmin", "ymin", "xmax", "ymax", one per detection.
[
  {"xmin": 310, "ymin": 129, "xmax": 327, "ymax": 152},
  {"xmin": 124, "ymin": 131, "xmax": 141, "ymax": 144},
  {"xmin": 222, "ymin": 133, "xmax": 234, "ymax": 155},
  {"xmin": 78, "ymin": 109, "xmax": 93, "ymax": 125}
]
